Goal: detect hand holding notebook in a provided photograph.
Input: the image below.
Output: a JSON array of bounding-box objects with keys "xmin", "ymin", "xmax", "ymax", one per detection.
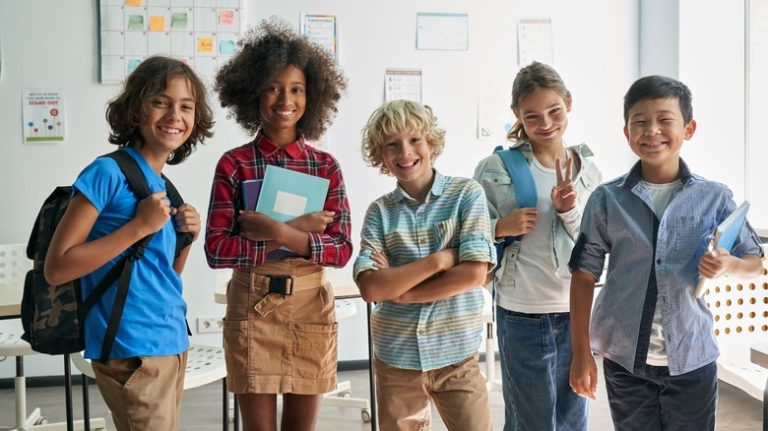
[{"xmin": 695, "ymin": 201, "xmax": 750, "ymax": 298}]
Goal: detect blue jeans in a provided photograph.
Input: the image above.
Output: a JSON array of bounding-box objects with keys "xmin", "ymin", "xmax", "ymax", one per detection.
[{"xmin": 496, "ymin": 306, "xmax": 587, "ymax": 431}]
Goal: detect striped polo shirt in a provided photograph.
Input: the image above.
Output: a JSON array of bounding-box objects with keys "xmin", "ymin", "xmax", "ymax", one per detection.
[{"xmin": 353, "ymin": 171, "xmax": 496, "ymax": 371}]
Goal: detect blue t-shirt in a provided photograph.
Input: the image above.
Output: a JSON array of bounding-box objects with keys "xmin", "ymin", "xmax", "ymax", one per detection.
[{"xmin": 73, "ymin": 147, "xmax": 189, "ymax": 360}]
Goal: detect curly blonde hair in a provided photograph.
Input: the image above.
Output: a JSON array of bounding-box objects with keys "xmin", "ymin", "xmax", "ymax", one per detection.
[{"xmin": 360, "ymin": 100, "xmax": 446, "ymax": 175}]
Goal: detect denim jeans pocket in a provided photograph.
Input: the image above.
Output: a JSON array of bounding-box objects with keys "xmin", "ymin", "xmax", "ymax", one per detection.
[{"xmin": 499, "ymin": 309, "xmax": 548, "ymax": 355}]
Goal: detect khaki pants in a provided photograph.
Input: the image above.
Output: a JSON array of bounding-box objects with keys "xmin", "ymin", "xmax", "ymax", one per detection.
[
  {"xmin": 374, "ymin": 353, "xmax": 493, "ymax": 431},
  {"xmin": 92, "ymin": 351, "xmax": 188, "ymax": 431}
]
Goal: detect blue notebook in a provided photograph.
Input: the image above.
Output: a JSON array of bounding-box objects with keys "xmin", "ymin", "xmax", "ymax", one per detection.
[
  {"xmin": 695, "ymin": 201, "xmax": 750, "ymax": 297},
  {"xmin": 712, "ymin": 201, "xmax": 750, "ymax": 253},
  {"xmin": 255, "ymin": 165, "xmax": 330, "ymax": 223}
]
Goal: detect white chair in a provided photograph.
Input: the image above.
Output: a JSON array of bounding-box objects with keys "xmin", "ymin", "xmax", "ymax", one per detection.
[
  {"xmin": 702, "ymin": 263, "xmax": 768, "ymax": 401},
  {"xmin": 322, "ymin": 298, "xmax": 372, "ymax": 423},
  {"xmin": 479, "ymin": 287, "xmax": 502, "ymax": 392},
  {"xmin": 0, "ymin": 243, "xmax": 106, "ymax": 431}
]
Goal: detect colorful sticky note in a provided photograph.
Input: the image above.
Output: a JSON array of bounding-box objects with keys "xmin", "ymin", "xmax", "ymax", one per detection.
[
  {"xmin": 127, "ymin": 59, "xmax": 142, "ymax": 75},
  {"xmin": 127, "ymin": 15, "xmax": 145, "ymax": 31},
  {"xmin": 171, "ymin": 13, "xmax": 188, "ymax": 29},
  {"xmin": 218, "ymin": 10, "xmax": 234, "ymax": 26},
  {"xmin": 219, "ymin": 40, "xmax": 236, "ymax": 55},
  {"xmin": 197, "ymin": 37, "xmax": 214, "ymax": 53},
  {"xmin": 149, "ymin": 16, "xmax": 165, "ymax": 32},
  {"xmin": 125, "ymin": 0, "xmax": 141, "ymax": 6}
]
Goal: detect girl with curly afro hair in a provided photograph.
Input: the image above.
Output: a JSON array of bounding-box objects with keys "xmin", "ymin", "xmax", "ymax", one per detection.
[{"xmin": 204, "ymin": 18, "xmax": 351, "ymax": 431}]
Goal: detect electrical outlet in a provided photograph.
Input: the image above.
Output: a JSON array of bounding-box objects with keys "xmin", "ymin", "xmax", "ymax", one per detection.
[{"xmin": 197, "ymin": 316, "xmax": 224, "ymax": 333}]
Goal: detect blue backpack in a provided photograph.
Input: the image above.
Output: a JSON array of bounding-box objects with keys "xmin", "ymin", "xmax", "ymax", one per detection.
[{"xmin": 492, "ymin": 146, "xmax": 537, "ymax": 273}]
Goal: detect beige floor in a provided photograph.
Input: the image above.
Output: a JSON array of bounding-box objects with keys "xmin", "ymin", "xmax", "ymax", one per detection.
[{"xmin": 0, "ymin": 356, "xmax": 762, "ymax": 430}]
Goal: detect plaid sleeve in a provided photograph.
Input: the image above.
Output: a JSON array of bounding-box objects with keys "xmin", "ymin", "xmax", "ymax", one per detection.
[
  {"xmin": 204, "ymin": 152, "xmax": 264, "ymax": 269},
  {"xmin": 307, "ymin": 156, "xmax": 353, "ymax": 268}
]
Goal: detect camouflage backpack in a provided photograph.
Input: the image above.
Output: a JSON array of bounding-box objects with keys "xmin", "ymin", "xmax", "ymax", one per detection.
[{"xmin": 20, "ymin": 150, "xmax": 192, "ymax": 362}]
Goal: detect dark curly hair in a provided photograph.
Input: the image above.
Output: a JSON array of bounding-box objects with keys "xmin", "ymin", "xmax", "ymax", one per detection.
[
  {"xmin": 215, "ymin": 17, "xmax": 346, "ymax": 139},
  {"xmin": 106, "ymin": 56, "xmax": 214, "ymax": 165}
]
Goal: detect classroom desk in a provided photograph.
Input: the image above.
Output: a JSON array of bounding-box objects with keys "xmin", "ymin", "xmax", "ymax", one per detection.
[
  {"xmin": 213, "ymin": 279, "xmax": 377, "ymax": 430},
  {"xmin": 750, "ymin": 342, "xmax": 768, "ymax": 431}
]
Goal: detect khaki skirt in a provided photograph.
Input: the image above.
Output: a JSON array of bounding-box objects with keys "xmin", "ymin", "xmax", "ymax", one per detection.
[{"xmin": 223, "ymin": 259, "xmax": 337, "ymax": 394}]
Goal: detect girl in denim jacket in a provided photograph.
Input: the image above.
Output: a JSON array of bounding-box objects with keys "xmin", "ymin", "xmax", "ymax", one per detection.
[{"xmin": 473, "ymin": 61, "xmax": 601, "ymax": 431}]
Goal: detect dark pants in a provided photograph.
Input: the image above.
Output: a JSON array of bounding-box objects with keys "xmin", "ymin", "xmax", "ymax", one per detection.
[{"xmin": 603, "ymin": 357, "xmax": 717, "ymax": 431}]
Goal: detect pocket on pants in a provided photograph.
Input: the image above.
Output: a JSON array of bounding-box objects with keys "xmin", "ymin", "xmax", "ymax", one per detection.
[
  {"xmin": 292, "ymin": 322, "xmax": 338, "ymax": 380},
  {"xmin": 501, "ymin": 311, "xmax": 548, "ymax": 355},
  {"xmin": 223, "ymin": 320, "xmax": 248, "ymax": 378}
]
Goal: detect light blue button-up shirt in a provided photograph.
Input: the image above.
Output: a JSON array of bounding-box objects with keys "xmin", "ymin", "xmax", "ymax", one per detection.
[
  {"xmin": 570, "ymin": 160, "xmax": 763, "ymax": 376},
  {"xmin": 353, "ymin": 172, "xmax": 496, "ymax": 371}
]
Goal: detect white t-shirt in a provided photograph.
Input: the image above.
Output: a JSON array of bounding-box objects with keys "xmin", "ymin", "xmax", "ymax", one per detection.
[
  {"xmin": 642, "ymin": 179, "xmax": 681, "ymax": 366},
  {"xmin": 497, "ymin": 156, "xmax": 569, "ymax": 313}
]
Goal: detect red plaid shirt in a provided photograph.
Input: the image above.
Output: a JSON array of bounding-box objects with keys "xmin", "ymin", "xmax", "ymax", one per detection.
[{"xmin": 204, "ymin": 131, "xmax": 352, "ymax": 269}]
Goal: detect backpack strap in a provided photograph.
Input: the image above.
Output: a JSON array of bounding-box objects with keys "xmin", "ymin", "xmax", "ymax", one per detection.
[
  {"xmin": 493, "ymin": 146, "xmax": 538, "ymax": 255},
  {"xmin": 494, "ymin": 146, "xmax": 537, "ymax": 208},
  {"xmin": 162, "ymin": 176, "xmax": 194, "ymax": 255}
]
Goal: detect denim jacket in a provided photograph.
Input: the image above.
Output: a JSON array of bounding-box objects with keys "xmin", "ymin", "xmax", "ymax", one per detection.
[{"xmin": 473, "ymin": 140, "xmax": 601, "ymax": 284}]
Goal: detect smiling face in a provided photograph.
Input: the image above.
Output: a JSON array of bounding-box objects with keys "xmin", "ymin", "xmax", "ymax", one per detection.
[
  {"xmin": 259, "ymin": 65, "xmax": 307, "ymax": 146},
  {"xmin": 515, "ymin": 87, "xmax": 571, "ymax": 149},
  {"xmin": 624, "ymin": 97, "xmax": 696, "ymax": 183},
  {"xmin": 137, "ymin": 75, "xmax": 195, "ymax": 161},
  {"xmin": 380, "ymin": 130, "xmax": 435, "ymax": 201}
]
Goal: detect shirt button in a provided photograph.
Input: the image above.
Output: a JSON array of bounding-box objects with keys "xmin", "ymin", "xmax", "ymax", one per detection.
[{"xmin": 656, "ymin": 258, "xmax": 662, "ymax": 265}]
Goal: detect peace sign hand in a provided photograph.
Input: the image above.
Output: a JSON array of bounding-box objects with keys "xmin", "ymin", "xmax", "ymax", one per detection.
[{"xmin": 550, "ymin": 157, "xmax": 577, "ymax": 213}]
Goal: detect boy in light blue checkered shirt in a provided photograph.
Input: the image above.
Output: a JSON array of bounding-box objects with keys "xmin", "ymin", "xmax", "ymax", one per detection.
[{"xmin": 353, "ymin": 100, "xmax": 496, "ymax": 431}]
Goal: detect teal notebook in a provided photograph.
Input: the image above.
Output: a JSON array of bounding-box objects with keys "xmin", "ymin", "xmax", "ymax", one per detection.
[{"xmin": 255, "ymin": 165, "xmax": 330, "ymax": 222}]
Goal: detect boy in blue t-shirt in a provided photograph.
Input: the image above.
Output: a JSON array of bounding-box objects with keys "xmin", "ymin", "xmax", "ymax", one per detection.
[
  {"xmin": 45, "ymin": 57, "xmax": 214, "ymax": 431},
  {"xmin": 568, "ymin": 75, "xmax": 763, "ymax": 431}
]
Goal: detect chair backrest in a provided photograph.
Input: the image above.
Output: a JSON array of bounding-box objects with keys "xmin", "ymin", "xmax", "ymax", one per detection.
[
  {"xmin": 703, "ymin": 262, "xmax": 768, "ymax": 358},
  {"xmin": 0, "ymin": 243, "xmax": 31, "ymax": 287}
]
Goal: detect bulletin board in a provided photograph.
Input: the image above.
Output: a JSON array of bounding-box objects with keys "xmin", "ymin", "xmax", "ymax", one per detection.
[{"xmin": 99, "ymin": 0, "xmax": 244, "ymax": 84}]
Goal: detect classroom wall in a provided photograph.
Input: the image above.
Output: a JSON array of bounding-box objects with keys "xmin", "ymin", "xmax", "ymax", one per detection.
[
  {"xmin": 640, "ymin": 0, "xmax": 748, "ymax": 202},
  {"xmin": 0, "ymin": 0, "xmax": 639, "ymax": 378}
]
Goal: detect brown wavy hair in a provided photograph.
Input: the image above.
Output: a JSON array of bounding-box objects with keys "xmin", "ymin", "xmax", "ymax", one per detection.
[
  {"xmin": 214, "ymin": 17, "xmax": 346, "ymax": 140},
  {"xmin": 507, "ymin": 61, "xmax": 572, "ymax": 142},
  {"xmin": 105, "ymin": 56, "xmax": 214, "ymax": 165}
]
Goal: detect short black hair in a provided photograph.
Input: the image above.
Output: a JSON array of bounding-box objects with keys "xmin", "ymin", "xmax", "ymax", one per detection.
[
  {"xmin": 215, "ymin": 17, "xmax": 346, "ymax": 139},
  {"xmin": 106, "ymin": 56, "xmax": 214, "ymax": 165},
  {"xmin": 623, "ymin": 75, "xmax": 693, "ymax": 125}
]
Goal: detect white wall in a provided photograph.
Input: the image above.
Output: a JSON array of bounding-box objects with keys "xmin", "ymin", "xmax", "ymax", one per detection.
[{"xmin": 0, "ymin": 0, "xmax": 638, "ymax": 378}]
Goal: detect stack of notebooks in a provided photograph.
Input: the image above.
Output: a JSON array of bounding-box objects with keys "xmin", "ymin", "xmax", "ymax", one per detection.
[{"xmin": 242, "ymin": 165, "xmax": 330, "ymax": 259}]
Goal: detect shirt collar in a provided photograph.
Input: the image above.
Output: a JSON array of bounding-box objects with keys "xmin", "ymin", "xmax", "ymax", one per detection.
[
  {"xmin": 621, "ymin": 158, "xmax": 694, "ymax": 189},
  {"xmin": 392, "ymin": 170, "xmax": 446, "ymax": 202},
  {"xmin": 254, "ymin": 130, "xmax": 306, "ymax": 158}
]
